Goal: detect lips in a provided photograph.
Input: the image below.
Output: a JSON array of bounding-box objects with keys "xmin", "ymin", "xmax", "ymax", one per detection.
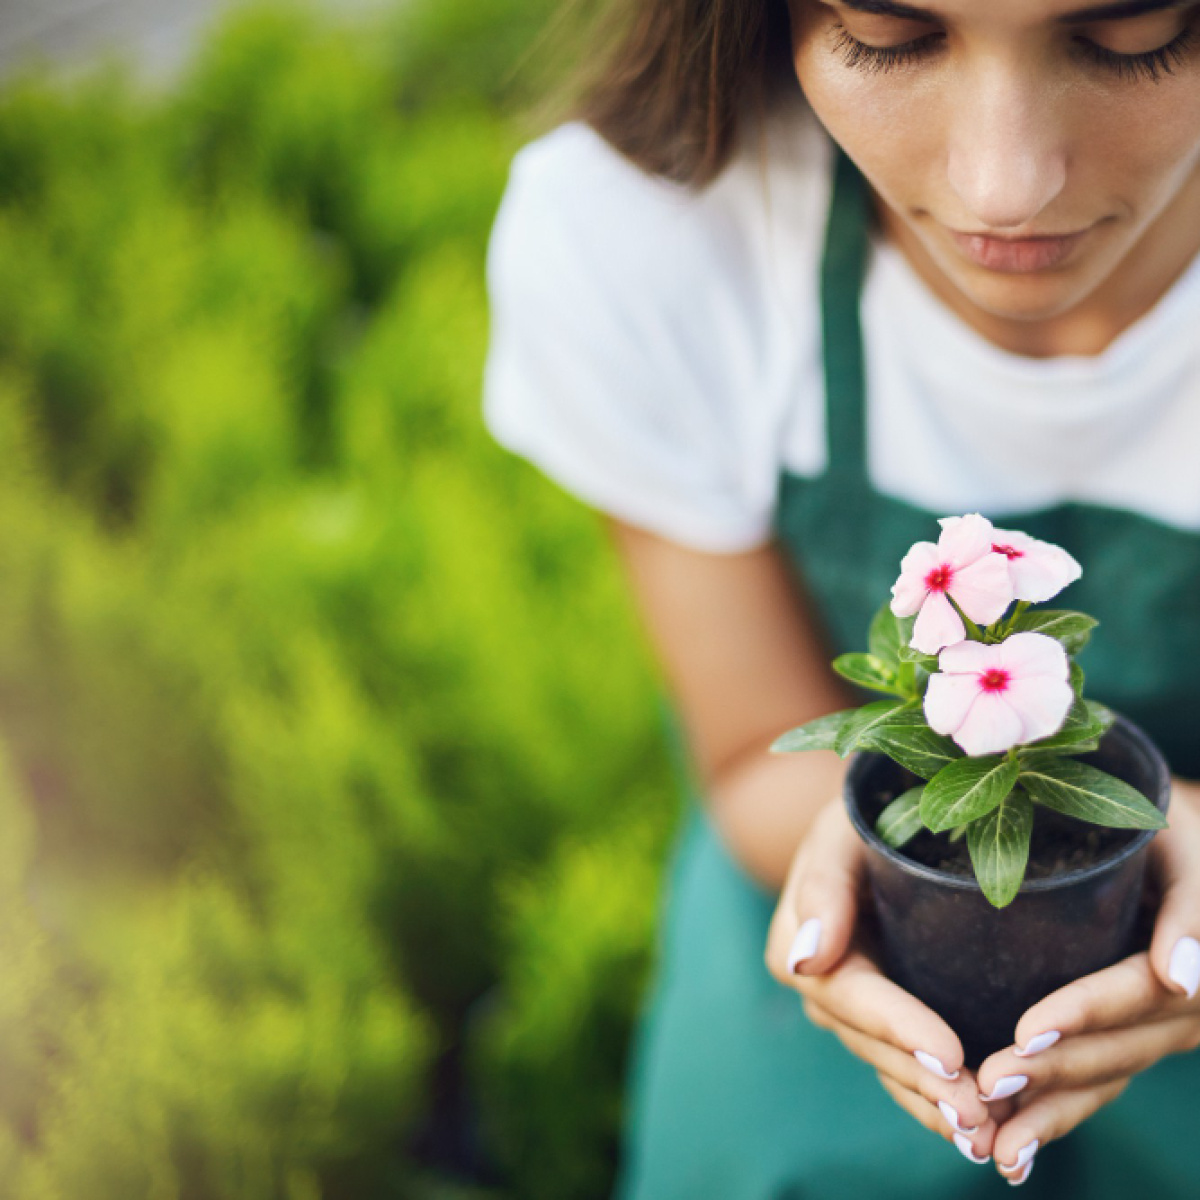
[{"xmin": 949, "ymin": 229, "xmax": 1088, "ymax": 273}]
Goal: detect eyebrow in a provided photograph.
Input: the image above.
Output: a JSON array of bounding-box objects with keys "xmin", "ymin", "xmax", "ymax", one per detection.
[{"xmin": 840, "ymin": 0, "xmax": 1188, "ymax": 22}]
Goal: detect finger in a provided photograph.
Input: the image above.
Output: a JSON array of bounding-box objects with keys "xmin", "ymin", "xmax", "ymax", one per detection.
[
  {"xmin": 765, "ymin": 798, "xmax": 865, "ymax": 980},
  {"xmin": 1013, "ymin": 951, "xmax": 1182, "ymax": 1054},
  {"xmin": 1148, "ymin": 790, "xmax": 1200, "ymax": 1000},
  {"xmin": 980, "ymin": 1013, "xmax": 1200, "ymax": 1100},
  {"xmin": 805, "ymin": 999, "xmax": 992, "ymax": 1133},
  {"xmin": 875, "ymin": 1073, "xmax": 994, "ymax": 1165},
  {"xmin": 991, "ymin": 1079, "xmax": 1128, "ymax": 1183},
  {"xmin": 795, "ymin": 949, "xmax": 965, "ymax": 1080}
]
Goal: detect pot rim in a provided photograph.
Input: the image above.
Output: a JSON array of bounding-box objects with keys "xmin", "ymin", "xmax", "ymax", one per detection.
[{"xmin": 844, "ymin": 711, "xmax": 1171, "ymax": 895}]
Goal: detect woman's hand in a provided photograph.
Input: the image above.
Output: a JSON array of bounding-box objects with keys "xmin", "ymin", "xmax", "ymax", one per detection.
[
  {"xmin": 977, "ymin": 778, "xmax": 1200, "ymax": 1186},
  {"xmin": 765, "ymin": 796, "xmax": 1011, "ymax": 1162}
]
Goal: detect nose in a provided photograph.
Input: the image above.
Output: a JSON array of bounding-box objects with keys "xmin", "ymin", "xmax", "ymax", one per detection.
[{"xmin": 946, "ymin": 58, "xmax": 1068, "ymax": 231}]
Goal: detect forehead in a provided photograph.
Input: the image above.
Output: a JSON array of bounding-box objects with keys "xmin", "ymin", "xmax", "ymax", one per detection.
[{"xmin": 838, "ymin": 0, "xmax": 1188, "ymax": 21}]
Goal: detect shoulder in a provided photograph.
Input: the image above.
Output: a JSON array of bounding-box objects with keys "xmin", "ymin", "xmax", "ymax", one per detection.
[
  {"xmin": 489, "ymin": 100, "xmax": 833, "ymax": 337},
  {"xmin": 481, "ymin": 102, "xmax": 834, "ymax": 554}
]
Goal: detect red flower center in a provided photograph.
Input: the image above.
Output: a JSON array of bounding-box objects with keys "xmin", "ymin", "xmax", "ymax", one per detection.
[
  {"xmin": 992, "ymin": 542, "xmax": 1023, "ymax": 560},
  {"xmin": 925, "ymin": 564, "xmax": 954, "ymax": 592},
  {"xmin": 980, "ymin": 668, "xmax": 1011, "ymax": 693}
]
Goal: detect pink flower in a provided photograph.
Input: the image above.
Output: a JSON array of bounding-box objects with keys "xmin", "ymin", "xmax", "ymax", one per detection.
[
  {"xmin": 990, "ymin": 528, "xmax": 1082, "ymax": 603},
  {"xmin": 924, "ymin": 632, "xmax": 1074, "ymax": 756},
  {"xmin": 890, "ymin": 514, "xmax": 1015, "ymax": 655}
]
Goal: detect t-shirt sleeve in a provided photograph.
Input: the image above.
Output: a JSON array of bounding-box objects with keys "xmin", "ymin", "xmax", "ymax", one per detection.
[{"xmin": 481, "ymin": 124, "xmax": 776, "ymax": 554}]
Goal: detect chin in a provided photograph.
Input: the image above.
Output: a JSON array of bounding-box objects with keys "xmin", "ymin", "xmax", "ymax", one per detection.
[
  {"xmin": 949, "ymin": 272, "xmax": 1099, "ymax": 324},
  {"xmin": 922, "ymin": 241, "xmax": 1109, "ymax": 325}
]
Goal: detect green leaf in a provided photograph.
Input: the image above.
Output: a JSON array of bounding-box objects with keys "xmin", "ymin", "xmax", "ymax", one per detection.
[
  {"xmin": 1011, "ymin": 609, "xmax": 1099, "ymax": 655},
  {"xmin": 859, "ymin": 720, "xmax": 962, "ymax": 780},
  {"xmin": 868, "ymin": 603, "xmax": 909, "ymax": 668},
  {"xmin": 1019, "ymin": 756, "xmax": 1167, "ymax": 830},
  {"xmin": 868, "ymin": 604, "xmax": 901, "ymax": 665},
  {"xmin": 898, "ymin": 643, "xmax": 940, "ymax": 670},
  {"xmin": 1058, "ymin": 739, "xmax": 1101, "ymax": 757},
  {"xmin": 968, "ymin": 788, "xmax": 1034, "ymax": 908},
  {"xmin": 1084, "ymin": 699, "xmax": 1116, "ymax": 735},
  {"xmin": 894, "ymin": 657, "xmax": 931, "ymax": 701},
  {"xmin": 876, "ymin": 786, "xmax": 925, "ymax": 849},
  {"xmin": 832, "ymin": 653, "xmax": 903, "ymax": 696},
  {"xmin": 1069, "ymin": 660, "xmax": 1085, "ymax": 697},
  {"xmin": 770, "ymin": 709, "xmax": 857, "ymax": 754},
  {"xmin": 834, "ymin": 699, "xmax": 912, "ymax": 757},
  {"xmin": 921, "ymin": 753, "xmax": 1020, "ymax": 833}
]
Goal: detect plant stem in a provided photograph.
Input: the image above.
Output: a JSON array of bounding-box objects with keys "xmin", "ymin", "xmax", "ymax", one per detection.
[
  {"xmin": 1003, "ymin": 601, "xmax": 1030, "ymax": 637},
  {"xmin": 947, "ymin": 595, "xmax": 983, "ymax": 641},
  {"xmin": 948, "ymin": 824, "xmax": 968, "ymax": 843}
]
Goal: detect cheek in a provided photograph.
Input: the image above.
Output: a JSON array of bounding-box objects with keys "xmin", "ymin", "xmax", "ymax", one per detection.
[
  {"xmin": 792, "ymin": 43, "xmax": 947, "ymax": 208},
  {"xmin": 1079, "ymin": 86, "xmax": 1200, "ymax": 202}
]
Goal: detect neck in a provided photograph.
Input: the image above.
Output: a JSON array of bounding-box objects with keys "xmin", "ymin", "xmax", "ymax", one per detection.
[{"xmin": 875, "ymin": 166, "xmax": 1200, "ymax": 359}]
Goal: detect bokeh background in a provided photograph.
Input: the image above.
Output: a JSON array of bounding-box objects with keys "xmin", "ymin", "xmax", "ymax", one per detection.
[{"xmin": 0, "ymin": 2, "xmax": 682, "ymax": 1196}]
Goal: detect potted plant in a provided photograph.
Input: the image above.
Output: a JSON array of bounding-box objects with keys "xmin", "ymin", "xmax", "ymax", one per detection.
[{"xmin": 771, "ymin": 514, "xmax": 1170, "ymax": 1066}]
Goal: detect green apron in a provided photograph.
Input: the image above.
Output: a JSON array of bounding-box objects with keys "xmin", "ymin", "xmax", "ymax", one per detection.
[{"xmin": 612, "ymin": 147, "xmax": 1200, "ymax": 1199}]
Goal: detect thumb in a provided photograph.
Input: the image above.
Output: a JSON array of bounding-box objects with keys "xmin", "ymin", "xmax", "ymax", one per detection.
[
  {"xmin": 766, "ymin": 797, "xmax": 864, "ymax": 982},
  {"xmin": 1149, "ymin": 784, "xmax": 1200, "ymax": 1000}
]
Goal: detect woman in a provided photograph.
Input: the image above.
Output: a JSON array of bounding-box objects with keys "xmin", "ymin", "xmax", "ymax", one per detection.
[{"xmin": 482, "ymin": 0, "xmax": 1200, "ymax": 1193}]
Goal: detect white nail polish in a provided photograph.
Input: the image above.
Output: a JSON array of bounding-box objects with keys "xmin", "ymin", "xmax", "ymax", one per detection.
[
  {"xmin": 1007, "ymin": 1158, "xmax": 1034, "ymax": 1187},
  {"xmin": 914, "ymin": 1049, "xmax": 960, "ymax": 1080},
  {"xmin": 1000, "ymin": 1138, "xmax": 1040, "ymax": 1172},
  {"xmin": 1168, "ymin": 936, "xmax": 1200, "ymax": 999},
  {"xmin": 980, "ymin": 1074, "xmax": 1028, "ymax": 1102},
  {"xmin": 953, "ymin": 1132, "xmax": 990, "ymax": 1164},
  {"xmin": 1013, "ymin": 1139, "xmax": 1039, "ymax": 1170},
  {"xmin": 1015, "ymin": 1030, "xmax": 1061, "ymax": 1057},
  {"xmin": 937, "ymin": 1100, "xmax": 978, "ymax": 1136},
  {"xmin": 787, "ymin": 918, "xmax": 822, "ymax": 973}
]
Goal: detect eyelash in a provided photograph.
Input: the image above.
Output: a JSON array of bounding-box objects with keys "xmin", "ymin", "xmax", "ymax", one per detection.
[{"xmin": 830, "ymin": 21, "xmax": 1199, "ymax": 82}]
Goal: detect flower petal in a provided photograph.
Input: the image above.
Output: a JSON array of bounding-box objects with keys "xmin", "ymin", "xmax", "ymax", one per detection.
[
  {"xmin": 1004, "ymin": 676, "xmax": 1076, "ymax": 743},
  {"xmin": 995, "ymin": 631, "xmax": 1070, "ymax": 681},
  {"xmin": 938, "ymin": 640, "xmax": 997, "ymax": 675},
  {"xmin": 924, "ymin": 672, "xmax": 982, "ymax": 736},
  {"xmin": 891, "ymin": 542, "xmax": 941, "ymax": 616},
  {"xmin": 937, "ymin": 513, "xmax": 994, "ymax": 567},
  {"xmin": 949, "ymin": 554, "xmax": 1014, "ymax": 625},
  {"xmin": 953, "ymin": 692, "xmax": 1026, "ymax": 756},
  {"xmin": 989, "ymin": 527, "xmax": 1038, "ymax": 556},
  {"xmin": 911, "ymin": 591, "xmax": 966, "ymax": 655},
  {"xmin": 890, "ymin": 575, "xmax": 929, "ymax": 618},
  {"xmin": 897, "ymin": 542, "xmax": 942, "ymax": 578},
  {"xmin": 1009, "ymin": 544, "xmax": 1082, "ymax": 603}
]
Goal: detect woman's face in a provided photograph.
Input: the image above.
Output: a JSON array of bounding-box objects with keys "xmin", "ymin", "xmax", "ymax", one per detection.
[{"xmin": 789, "ymin": 0, "xmax": 1200, "ymax": 329}]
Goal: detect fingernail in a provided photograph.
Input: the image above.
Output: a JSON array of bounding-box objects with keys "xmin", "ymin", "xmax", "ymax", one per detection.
[
  {"xmin": 1001, "ymin": 1138, "xmax": 1040, "ymax": 1172},
  {"xmin": 980, "ymin": 1075, "xmax": 1028, "ymax": 1102},
  {"xmin": 1015, "ymin": 1030, "xmax": 1061, "ymax": 1057},
  {"xmin": 937, "ymin": 1100, "xmax": 978, "ymax": 1136},
  {"xmin": 1007, "ymin": 1158, "xmax": 1035, "ymax": 1187},
  {"xmin": 1168, "ymin": 936, "xmax": 1200, "ymax": 999},
  {"xmin": 787, "ymin": 918, "xmax": 822, "ymax": 973},
  {"xmin": 914, "ymin": 1050, "xmax": 960, "ymax": 1080},
  {"xmin": 953, "ymin": 1132, "xmax": 990, "ymax": 1164}
]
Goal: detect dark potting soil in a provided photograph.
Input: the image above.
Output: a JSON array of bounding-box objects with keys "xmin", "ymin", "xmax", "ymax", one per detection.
[{"xmin": 860, "ymin": 764, "xmax": 1140, "ymax": 881}]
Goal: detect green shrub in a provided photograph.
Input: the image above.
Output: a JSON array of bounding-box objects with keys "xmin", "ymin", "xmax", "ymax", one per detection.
[
  {"xmin": 0, "ymin": 3, "xmax": 676, "ymax": 1196},
  {"xmin": 471, "ymin": 810, "xmax": 672, "ymax": 1200}
]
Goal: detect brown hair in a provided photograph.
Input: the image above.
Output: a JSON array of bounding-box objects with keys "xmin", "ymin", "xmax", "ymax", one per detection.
[{"xmin": 565, "ymin": 0, "xmax": 799, "ymax": 188}]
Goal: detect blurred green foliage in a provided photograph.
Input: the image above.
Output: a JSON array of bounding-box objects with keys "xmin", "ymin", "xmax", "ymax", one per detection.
[{"xmin": 0, "ymin": 4, "xmax": 677, "ymax": 1197}]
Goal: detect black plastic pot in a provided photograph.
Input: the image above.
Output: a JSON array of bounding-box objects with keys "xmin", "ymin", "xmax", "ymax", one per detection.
[{"xmin": 844, "ymin": 713, "xmax": 1170, "ymax": 1067}]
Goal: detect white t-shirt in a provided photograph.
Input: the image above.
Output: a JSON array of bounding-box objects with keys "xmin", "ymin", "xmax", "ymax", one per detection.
[{"xmin": 482, "ymin": 101, "xmax": 1200, "ymax": 554}]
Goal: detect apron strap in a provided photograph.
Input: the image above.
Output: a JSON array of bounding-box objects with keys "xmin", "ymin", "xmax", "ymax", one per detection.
[{"xmin": 819, "ymin": 146, "xmax": 873, "ymax": 487}]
